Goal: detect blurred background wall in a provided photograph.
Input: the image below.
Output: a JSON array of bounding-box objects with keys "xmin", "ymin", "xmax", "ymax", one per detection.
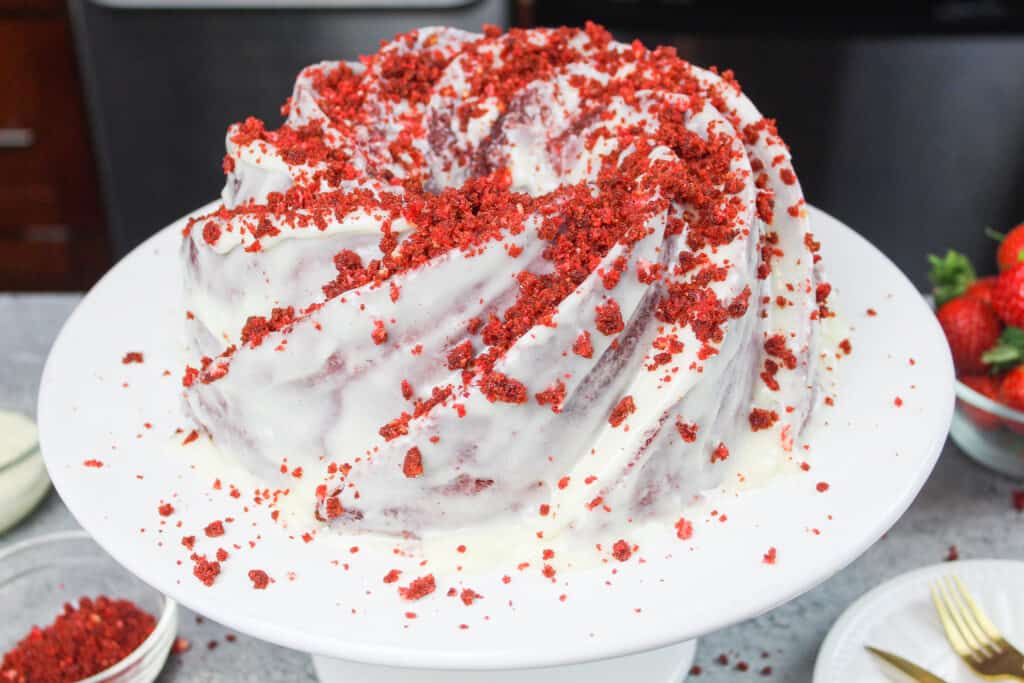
[{"xmin": 3, "ymin": 0, "xmax": 1023, "ymax": 289}]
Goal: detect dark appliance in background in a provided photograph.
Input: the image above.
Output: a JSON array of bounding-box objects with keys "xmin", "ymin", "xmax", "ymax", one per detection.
[
  {"xmin": 69, "ymin": 0, "xmax": 509, "ymax": 261},
  {"xmin": 72, "ymin": 0, "xmax": 1024, "ymax": 288},
  {"xmin": 533, "ymin": 2, "xmax": 1024, "ymax": 286}
]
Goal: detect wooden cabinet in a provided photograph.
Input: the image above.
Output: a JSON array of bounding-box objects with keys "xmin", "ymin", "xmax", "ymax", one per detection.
[{"xmin": 0, "ymin": 1, "xmax": 109, "ymax": 290}]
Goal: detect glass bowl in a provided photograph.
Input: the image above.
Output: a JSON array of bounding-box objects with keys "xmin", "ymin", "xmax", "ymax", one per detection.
[
  {"xmin": 0, "ymin": 531, "xmax": 178, "ymax": 682},
  {"xmin": 951, "ymin": 379, "xmax": 1024, "ymax": 480}
]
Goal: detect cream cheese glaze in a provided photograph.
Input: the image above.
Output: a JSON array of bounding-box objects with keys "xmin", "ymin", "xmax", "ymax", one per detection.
[{"xmin": 181, "ymin": 23, "xmax": 832, "ymax": 539}]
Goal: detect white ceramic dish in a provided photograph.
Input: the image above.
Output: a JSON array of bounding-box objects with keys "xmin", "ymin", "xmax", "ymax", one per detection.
[
  {"xmin": 814, "ymin": 559, "xmax": 1024, "ymax": 682},
  {"xmin": 38, "ymin": 205, "xmax": 953, "ymax": 672}
]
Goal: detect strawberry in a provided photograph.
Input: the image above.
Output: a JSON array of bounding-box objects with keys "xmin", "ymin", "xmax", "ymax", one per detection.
[
  {"xmin": 928, "ymin": 250, "xmax": 976, "ymax": 306},
  {"xmin": 992, "ymin": 262, "xmax": 1024, "ymax": 328},
  {"xmin": 959, "ymin": 374, "xmax": 1001, "ymax": 430},
  {"xmin": 992, "ymin": 223, "xmax": 1024, "ymax": 272},
  {"xmin": 998, "ymin": 365, "xmax": 1024, "ymax": 432},
  {"xmin": 964, "ymin": 276, "xmax": 998, "ymax": 307},
  {"xmin": 1000, "ymin": 367, "xmax": 1024, "ymax": 410},
  {"xmin": 936, "ymin": 296, "xmax": 1001, "ymax": 375}
]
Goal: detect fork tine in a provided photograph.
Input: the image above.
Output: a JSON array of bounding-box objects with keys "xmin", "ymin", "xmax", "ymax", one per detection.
[
  {"xmin": 941, "ymin": 576, "xmax": 999, "ymax": 656},
  {"xmin": 952, "ymin": 576, "xmax": 1004, "ymax": 644},
  {"xmin": 932, "ymin": 582, "xmax": 975, "ymax": 659}
]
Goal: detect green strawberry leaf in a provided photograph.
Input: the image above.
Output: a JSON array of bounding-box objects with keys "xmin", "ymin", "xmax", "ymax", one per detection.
[
  {"xmin": 928, "ymin": 250, "xmax": 976, "ymax": 306},
  {"xmin": 982, "ymin": 326, "xmax": 1024, "ymax": 372}
]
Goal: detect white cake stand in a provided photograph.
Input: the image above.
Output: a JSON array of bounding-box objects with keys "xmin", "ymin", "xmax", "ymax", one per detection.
[{"xmin": 37, "ymin": 205, "xmax": 953, "ymax": 682}]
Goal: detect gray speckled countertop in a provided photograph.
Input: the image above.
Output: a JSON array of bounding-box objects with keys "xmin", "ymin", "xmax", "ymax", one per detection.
[{"xmin": 3, "ymin": 293, "xmax": 1023, "ymax": 682}]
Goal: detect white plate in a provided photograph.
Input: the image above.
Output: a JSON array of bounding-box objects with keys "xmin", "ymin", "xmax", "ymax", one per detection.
[
  {"xmin": 815, "ymin": 559, "xmax": 1024, "ymax": 682},
  {"xmin": 38, "ymin": 205, "xmax": 954, "ymax": 670}
]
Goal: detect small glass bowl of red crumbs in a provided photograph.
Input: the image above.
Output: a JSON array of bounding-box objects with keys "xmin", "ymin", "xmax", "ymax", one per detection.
[
  {"xmin": 0, "ymin": 531, "xmax": 178, "ymax": 682},
  {"xmin": 951, "ymin": 379, "xmax": 1024, "ymax": 480}
]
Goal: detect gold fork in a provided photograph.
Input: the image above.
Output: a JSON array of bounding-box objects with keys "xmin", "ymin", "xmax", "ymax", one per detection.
[{"xmin": 931, "ymin": 575, "xmax": 1024, "ymax": 680}]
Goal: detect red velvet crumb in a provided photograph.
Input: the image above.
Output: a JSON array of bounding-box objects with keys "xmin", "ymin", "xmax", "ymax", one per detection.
[
  {"xmin": 609, "ymin": 395, "xmax": 636, "ymax": 427},
  {"xmin": 749, "ymin": 409, "xmax": 779, "ymax": 431},
  {"xmin": 398, "ymin": 574, "xmax": 436, "ymax": 601},
  {"xmin": 248, "ymin": 569, "xmax": 270, "ymax": 589},
  {"xmin": 403, "ymin": 447, "xmax": 424, "ymax": 478}
]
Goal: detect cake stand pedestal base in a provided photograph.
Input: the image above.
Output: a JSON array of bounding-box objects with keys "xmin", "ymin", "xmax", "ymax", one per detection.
[{"xmin": 312, "ymin": 639, "xmax": 697, "ymax": 682}]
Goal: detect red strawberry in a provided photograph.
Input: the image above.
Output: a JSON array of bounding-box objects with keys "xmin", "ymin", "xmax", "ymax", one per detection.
[
  {"xmin": 1000, "ymin": 367, "xmax": 1024, "ymax": 409},
  {"xmin": 996, "ymin": 223, "xmax": 1024, "ymax": 272},
  {"xmin": 998, "ymin": 366, "xmax": 1024, "ymax": 432},
  {"xmin": 992, "ymin": 262, "xmax": 1024, "ymax": 328},
  {"xmin": 964, "ymin": 276, "xmax": 998, "ymax": 307},
  {"xmin": 960, "ymin": 374, "xmax": 1001, "ymax": 429},
  {"xmin": 936, "ymin": 297, "xmax": 1002, "ymax": 375}
]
